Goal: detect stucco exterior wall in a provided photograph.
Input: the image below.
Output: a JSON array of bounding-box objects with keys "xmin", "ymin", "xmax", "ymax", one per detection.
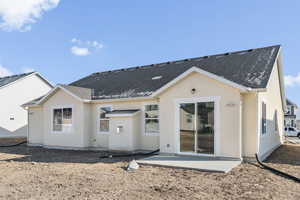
[
  {"xmin": 90, "ymin": 100, "xmax": 159, "ymax": 150},
  {"xmin": 158, "ymin": 72, "xmax": 242, "ymax": 158},
  {"xmin": 242, "ymin": 92, "xmax": 258, "ymax": 157},
  {"xmin": 28, "ymin": 107, "xmax": 44, "ymax": 144},
  {"xmin": 42, "ymin": 89, "xmax": 86, "ymax": 148},
  {"xmin": 0, "ymin": 74, "xmax": 52, "ymax": 137},
  {"xmin": 257, "ymin": 61, "xmax": 284, "ymax": 158}
]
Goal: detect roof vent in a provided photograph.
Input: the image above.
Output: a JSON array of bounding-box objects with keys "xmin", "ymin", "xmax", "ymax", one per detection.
[
  {"xmin": 237, "ymin": 51, "xmax": 248, "ymax": 55},
  {"xmin": 152, "ymin": 76, "xmax": 162, "ymax": 80},
  {"xmin": 194, "ymin": 58, "xmax": 203, "ymax": 61},
  {"xmin": 159, "ymin": 63, "xmax": 167, "ymax": 67}
]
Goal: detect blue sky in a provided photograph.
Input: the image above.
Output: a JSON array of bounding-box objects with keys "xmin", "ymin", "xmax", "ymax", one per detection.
[{"xmin": 0, "ymin": 1, "xmax": 300, "ymax": 104}]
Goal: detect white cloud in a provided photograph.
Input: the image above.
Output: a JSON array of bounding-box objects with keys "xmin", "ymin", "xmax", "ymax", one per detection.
[
  {"xmin": 71, "ymin": 46, "xmax": 90, "ymax": 56},
  {"xmin": 0, "ymin": 0, "xmax": 60, "ymax": 31},
  {"xmin": 22, "ymin": 67, "xmax": 35, "ymax": 73},
  {"xmin": 70, "ymin": 38, "xmax": 103, "ymax": 56},
  {"xmin": 0, "ymin": 65, "xmax": 13, "ymax": 77},
  {"xmin": 71, "ymin": 38, "xmax": 104, "ymax": 49},
  {"xmin": 285, "ymin": 74, "xmax": 300, "ymax": 87}
]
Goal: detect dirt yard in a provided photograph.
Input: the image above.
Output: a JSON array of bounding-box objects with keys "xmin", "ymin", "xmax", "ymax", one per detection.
[{"xmin": 0, "ymin": 140, "xmax": 299, "ymax": 200}]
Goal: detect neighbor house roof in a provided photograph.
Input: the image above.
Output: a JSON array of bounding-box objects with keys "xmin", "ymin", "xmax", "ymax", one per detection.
[
  {"xmin": 286, "ymin": 98, "xmax": 298, "ymax": 108},
  {"xmin": 0, "ymin": 72, "xmax": 53, "ymax": 90},
  {"xmin": 0, "ymin": 72, "xmax": 34, "ymax": 88},
  {"xmin": 69, "ymin": 45, "xmax": 281, "ymax": 100}
]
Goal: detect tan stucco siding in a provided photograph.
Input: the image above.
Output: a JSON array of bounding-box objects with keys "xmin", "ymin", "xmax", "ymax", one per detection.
[
  {"xmin": 158, "ymin": 72, "xmax": 242, "ymax": 158},
  {"xmin": 42, "ymin": 89, "xmax": 85, "ymax": 148},
  {"xmin": 28, "ymin": 107, "xmax": 43, "ymax": 144},
  {"xmin": 0, "ymin": 74, "xmax": 52, "ymax": 137},
  {"xmin": 90, "ymin": 100, "xmax": 159, "ymax": 150},
  {"xmin": 258, "ymin": 61, "xmax": 284, "ymax": 158},
  {"xmin": 242, "ymin": 92, "xmax": 258, "ymax": 157},
  {"xmin": 82, "ymin": 103, "xmax": 92, "ymax": 147}
]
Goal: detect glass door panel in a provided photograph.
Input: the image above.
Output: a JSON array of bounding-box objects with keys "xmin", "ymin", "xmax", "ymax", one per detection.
[
  {"xmin": 196, "ymin": 102, "xmax": 214, "ymax": 154},
  {"xmin": 179, "ymin": 103, "xmax": 195, "ymax": 153}
]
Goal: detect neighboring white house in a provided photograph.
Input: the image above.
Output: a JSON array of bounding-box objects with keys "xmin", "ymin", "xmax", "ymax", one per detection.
[
  {"xmin": 284, "ymin": 99, "xmax": 297, "ymax": 128},
  {"xmin": 0, "ymin": 72, "xmax": 53, "ymax": 138},
  {"xmin": 23, "ymin": 45, "xmax": 286, "ymax": 160}
]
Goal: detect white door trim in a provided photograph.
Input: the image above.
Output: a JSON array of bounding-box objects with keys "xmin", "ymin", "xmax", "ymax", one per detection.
[{"xmin": 174, "ymin": 96, "xmax": 221, "ymax": 156}]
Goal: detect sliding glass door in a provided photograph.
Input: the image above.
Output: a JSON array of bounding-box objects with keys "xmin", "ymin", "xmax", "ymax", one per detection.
[{"xmin": 179, "ymin": 102, "xmax": 214, "ymax": 154}]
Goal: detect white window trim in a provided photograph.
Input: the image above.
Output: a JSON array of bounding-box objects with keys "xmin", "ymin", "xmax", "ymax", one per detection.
[
  {"xmin": 143, "ymin": 102, "xmax": 160, "ymax": 136},
  {"xmin": 97, "ymin": 105, "xmax": 113, "ymax": 134},
  {"xmin": 274, "ymin": 110, "xmax": 278, "ymax": 132},
  {"xmin": 174, "ymin": 96, "xmax": 221, "ymax": 157},
  {"xmin": 261, "ymin": 100, "xmax": 267, "ymax": 137},
  {"xmin": 51, "ymin": 105, "xmax": 74, "ymax": 134}
]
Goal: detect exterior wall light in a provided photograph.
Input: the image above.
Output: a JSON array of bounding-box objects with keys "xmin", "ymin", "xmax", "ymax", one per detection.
[{"xmin": 191, "ymin": 88, "xmax": 196, "ymax": 94}]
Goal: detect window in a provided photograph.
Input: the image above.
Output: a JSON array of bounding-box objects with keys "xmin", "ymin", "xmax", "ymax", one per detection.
[
  {"xmin": 261, "ymin": 102, "xmax": 267, "ymax": 135},
  {"xmin": 99, "ymin": 106, "xmax": 112, "ymax": 133},
  {"xmin": 52, "ymin": 107, "xmax": 72, "ymax": 133},
  {"xmin": 145, "ymin": 104, "xmax": 159, "ymax": 134},
  {"xmin": 274, "ymin": 110, "xmax": 278, "ymax": 131}
]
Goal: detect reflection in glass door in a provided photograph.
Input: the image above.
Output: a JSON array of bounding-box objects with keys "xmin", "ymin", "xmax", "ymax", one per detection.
[{"xmin": 179, "ymin": 102, "xmax": 214, "ymax": 154}]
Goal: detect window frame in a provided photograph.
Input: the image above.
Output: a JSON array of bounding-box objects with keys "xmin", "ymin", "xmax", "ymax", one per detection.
[
  {"xmin": 143, "ymin": 103, "xmax": 160, "ymax": 136},
  {"xmin": 98, "ymin": 105, "xmax": 112, "ymax": 134},
  {"xmin": 51, "ymin": 105, "xmax": 74, "ymax": 134},
  {"xmin": 274, "ymin": 110, "xmax": 278, "ymax": 132},
  {"xmin": 261, "ymin": 101, "xmax": 267, "ymax": 136}
]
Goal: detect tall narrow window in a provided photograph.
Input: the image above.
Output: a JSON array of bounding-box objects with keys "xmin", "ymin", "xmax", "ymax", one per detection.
[
  {"xmin": 53, "ymin": 107, "xmax": 72, "ymax": 133},
  {"xmin": 99, "ymin": 106, "xmax": 112, "ymax": 133},
  {"xmin": 261, "ymin": 102, "xmax": 267, "ymax": 135},
  {"xmin": 274, "ymin": 110, "xmax": 278, "ymax": 131},
  {"xmin": 145, "ymin": 104, "xmax": 159, "ymax": 134}
]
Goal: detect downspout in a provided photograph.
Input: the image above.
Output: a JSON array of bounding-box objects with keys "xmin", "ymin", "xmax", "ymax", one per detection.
[
  {"xmin": 27, "ymin": 108, "xmax": 29, "ymax": 141},
  {"xmin": 256, "ymin": 92, "xmax": 261, "ymax": 158},
  {"xmin": 239, "ymin": 95, "xmax": 243, "ymax": 160}
]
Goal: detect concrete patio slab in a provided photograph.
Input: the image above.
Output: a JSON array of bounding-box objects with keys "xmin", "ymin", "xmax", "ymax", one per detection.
[{"xmin": 137, "ymin": 155, "xmax": 241, "ymax": 173}]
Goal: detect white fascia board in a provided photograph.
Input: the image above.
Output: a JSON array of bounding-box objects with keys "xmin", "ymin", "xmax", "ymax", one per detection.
[
  {"xmin": 106, "ymin": 111, "xmax": 141, "ymax": 118},
  {"xmin": 151, "ymin": 66, "xmax": 251, "ymax": 97},
  {"xmin": 34, "ymin": 72, "xmax": 54, "ymax": 88},
  {"xmin": 264, "ymin": 46, "xmax": 286, "ymax": 111}
]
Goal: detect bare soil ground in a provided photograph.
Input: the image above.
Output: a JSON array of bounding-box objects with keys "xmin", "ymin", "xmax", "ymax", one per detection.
[{"xmin": 0, "ymin": 140, "xmax": 299, "ymax": 200}]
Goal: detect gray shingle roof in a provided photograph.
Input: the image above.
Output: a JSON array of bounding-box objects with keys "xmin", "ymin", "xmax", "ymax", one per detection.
[
  {"xmin": 70, "ymin": 45, "xmax": 280, "ymax": 100},
  {"xmin": 0, "ymin": 72, "xmax": 35, "ymax": 88},
  {"xmin": 286, "ymin": 98, "xmax": 298, "ymax": 108},
  {"xmin": 59, "ymin": 84, "xmax": 92, "ymax": 100}
]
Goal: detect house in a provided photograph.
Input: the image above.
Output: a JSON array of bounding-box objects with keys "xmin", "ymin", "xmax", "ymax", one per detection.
[
  {"xmin": 0, "ymin": 72, "xmax": 53, "ymax": 138},
  {"xmin": 284, "ymin": 99, "xmax": 298, "ymax": 128},
  {"xmin": 23, "ymin": 45, "xmax": 286, "ymax": 160}
]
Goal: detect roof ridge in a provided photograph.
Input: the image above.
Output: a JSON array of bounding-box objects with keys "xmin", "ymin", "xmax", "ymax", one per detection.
[{"xmin": 88, "ymin": 45, "xmax": 281, "ymax": 76}]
